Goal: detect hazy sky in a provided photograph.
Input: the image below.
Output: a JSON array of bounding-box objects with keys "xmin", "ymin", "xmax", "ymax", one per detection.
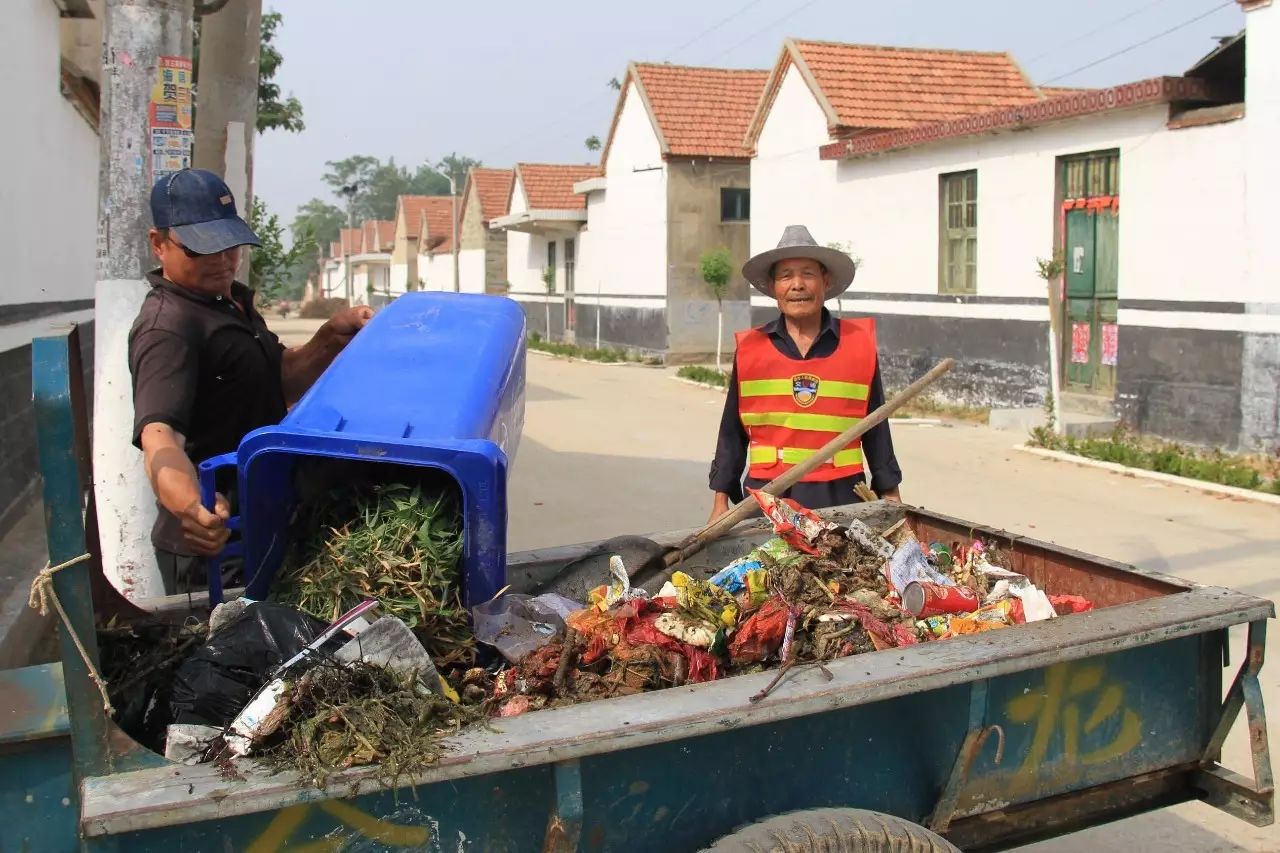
[{"xmin": 255, "ymin": 0, "xmax": 1244, "ymax": 223}]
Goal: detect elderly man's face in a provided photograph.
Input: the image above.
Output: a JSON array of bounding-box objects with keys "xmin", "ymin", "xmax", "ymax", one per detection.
[
  {"xmin": 772, "ymin": 257, "xmax": 829, "ymax": 324},
  {"xmin": 149, "ymin": 228, "xmax": 241, "ymax": 297}
]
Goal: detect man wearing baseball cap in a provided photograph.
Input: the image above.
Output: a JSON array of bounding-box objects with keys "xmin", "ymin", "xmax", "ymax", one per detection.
[{"xmin": 129, "ymin": 168, "xmax": 372, "ymax": 593}]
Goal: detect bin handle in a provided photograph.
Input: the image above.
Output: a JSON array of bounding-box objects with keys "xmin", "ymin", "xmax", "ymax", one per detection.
[{"xmin": 196, "ymin": 452, "xmax": 241, "ymax": 607}]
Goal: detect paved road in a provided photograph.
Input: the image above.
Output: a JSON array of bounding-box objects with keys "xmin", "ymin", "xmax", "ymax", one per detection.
[{"xmin": 507, "ymin": 352, "xmax": 1280, "ymax": 852}]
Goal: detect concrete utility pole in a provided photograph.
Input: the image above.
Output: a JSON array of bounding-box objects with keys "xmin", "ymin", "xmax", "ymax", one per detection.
[
  {"xmin": 449, "ymin": 174, "xmax": 460, "ymax": 292},
  {"xmin": 339, "ymin": 182, "xmax": 359, "ymax": 305},
  {"xmin": 95, "ymin": 0, "xmax": 194, "ymax": 598},
  {"xmin": 193, "ymin": 0, "xmax": 262, "ymax": 283}
]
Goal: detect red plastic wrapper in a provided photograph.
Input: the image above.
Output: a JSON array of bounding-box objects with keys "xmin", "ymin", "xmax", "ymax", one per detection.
[
  {"xmin": 839, "ymin": 601, "xmax": 919, "ymax": 649},
  {"xmin": 626, "ymin": 614, "xmax": 718, "ymax": 682},
  {"xmin": 748, "ymin": 489, "xmax": 835, "ymax": 555},
  {"xmin": 729, "ymin": 598, "xmax": 791, "ymax": 664},
  {"xmin": 498, "ymin": 695, "xmax": 534, "ymax": 717},
  {"xmin": 1049, "ymin": 594, "xmax": 1094, "ymax": 614}
]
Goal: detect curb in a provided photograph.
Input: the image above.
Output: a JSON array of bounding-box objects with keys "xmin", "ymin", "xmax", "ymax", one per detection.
[
  {"xmin": 527, "ymin": 348, "xmax": 663, "ymax": 368},
  {"xmin": 667, "ymin": 377, "xmax": 948, "ymax": 426},
  {"xmin": 1015, "ymin": 444, "xmax": 1280, "ymax": 507}
]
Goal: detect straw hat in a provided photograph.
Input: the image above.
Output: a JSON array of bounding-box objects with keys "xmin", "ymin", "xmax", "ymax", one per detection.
[{"xmin": 741, "ymin": 225, "xmax": 856, "ymax": 298}]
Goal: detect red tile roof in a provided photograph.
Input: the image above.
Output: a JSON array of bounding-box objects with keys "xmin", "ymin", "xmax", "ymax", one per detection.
[
  {"xmin": 339, "ymin": 228, "xmax": 362, "ymax": 256},
  {"xmin": 795, "ymin": 40, "xmax": 1038, "ymax": 130},
  {"xmin": 624, "ymin": 63, "xmax": 769, "ymax": 159},
  {"xmin": 748, "ymin": 39, "xmax": 1046, "ymax": 145},
  {"xmin": 360, "ymin": 220, "xmax": 394, "ymax": 253},
  {"xmin": 1039, "ymin": 86, "xmax": 1092, "ymax": 98},
  {"xmin": 397, "ymin": 195, "xmax": 434, "ymax": 239},
  {"xmin": 820, "ymin": 76, "xmax": 1217, "ymax": 161},
  {"xmin": 467, "ymin": 168, "xmax": 515, "ymax": 223},
  {"xmin": 419, "ymin": 196, "xmax": 457, "ymax": 254},
  {"xmin": 514, "ymin": 163, "xmax": 601, "ymax": 210}
]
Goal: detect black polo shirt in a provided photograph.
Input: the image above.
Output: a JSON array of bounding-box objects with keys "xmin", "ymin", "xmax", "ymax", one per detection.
[
  {"xmin": 709, "ymin": 309, "xmax": 902, "ymax": 508},
  {"xmin": 129, "ymin": 272, "xmax": 286, "ymax": 550}
]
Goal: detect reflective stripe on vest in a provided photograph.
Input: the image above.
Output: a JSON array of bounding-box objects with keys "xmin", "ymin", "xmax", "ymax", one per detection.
[
  {"xmin": 740, "ymin": 378, "xmax": 870, "ymax": 402},
  {"xmin": 739, "ymin": 412, "xmax": 861, "ymax": 432},
  {"xmin": 733, "ymin": 317, "xmax": 878, "ymax": 483},
  {"xmin": 749, "ymin": 445, "xmax": 865, "ymax": 468}
]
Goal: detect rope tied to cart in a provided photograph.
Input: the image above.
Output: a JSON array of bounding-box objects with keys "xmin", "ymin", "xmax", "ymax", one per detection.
[{"xmin": 28, "ymin": 552, "xmax": 115, "ymax": 715}]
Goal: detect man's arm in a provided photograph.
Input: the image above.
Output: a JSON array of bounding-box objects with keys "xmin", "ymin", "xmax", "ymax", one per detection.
[
  {"xmin": 138, "ymin": 423, "xmax": 230, "ymax": 556},
  {"xmin": 708, "ymin": 359, "xmax": 748, "ymax": 523},
  {"xmin": 280, "ymin": 306, "xmax": 373, "ymax": 404},
  {"xmin": 863, "ymin": 363, "xmax": 903, "ymax": 501}
]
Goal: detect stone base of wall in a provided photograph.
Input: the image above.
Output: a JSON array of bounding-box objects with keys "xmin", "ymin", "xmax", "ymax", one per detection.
[
  {"xmin": 749, "ymin": 308, "xmax": 1049, "ymax": 410},
  {"xmin": 520, "ymin": 301, "xmax": 669, "ymax": 357},
  {"xmin": 1116, "ymin": 325, "xmax": 1247, "ymax": 449}
]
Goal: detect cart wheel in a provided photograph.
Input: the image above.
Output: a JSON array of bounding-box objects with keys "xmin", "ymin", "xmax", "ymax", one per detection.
[{"xmin": 703, "ymin": 807, "xmax": 960, "ymax": 852}]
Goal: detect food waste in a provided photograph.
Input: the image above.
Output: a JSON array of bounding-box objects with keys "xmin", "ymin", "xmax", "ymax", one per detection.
[{"xmin": 96, "ymin": 485, "xmax": 1096, "ymax": 788}]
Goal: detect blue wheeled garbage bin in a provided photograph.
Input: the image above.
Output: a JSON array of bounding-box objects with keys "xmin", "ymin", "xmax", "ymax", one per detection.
[{"xmin": 197, "ymin": 292, "xmax": 526, "ymax": 607}]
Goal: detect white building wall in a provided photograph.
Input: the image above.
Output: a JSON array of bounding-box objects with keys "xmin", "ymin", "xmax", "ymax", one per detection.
[
  {"xmin": 459, "ymin": 248, "xmax": 485, "ymax": 294},
  {"xmin": 2, "ymin": 0, "xmax": 98, "ymax": 309},
  {"xmin": 389, "ymin": 262, "xmax": 409, "ymax": 295},
  {"xmin": 754, "ymin": 104, "xmax": 1246, "ymax": 317},
  {"xmin": 577, "ymin": 82, "xmax": 667, "ymax": 300},
  {"xmin": 505, "ymin": 178, "xmax": 540, "ymax": 299},
  {"xmin": 419, "ymin": 253, "xmax": 455, "ymax": 292},
  {"xmin": 751, "ymin": 63, "xmax": 840, "ymax": 297},
  {"xmin": 1245, "ymin": 2, "xmax": 1280, "ymax": 306}
]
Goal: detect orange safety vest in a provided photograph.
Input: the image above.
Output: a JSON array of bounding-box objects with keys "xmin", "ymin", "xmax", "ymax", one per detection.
[{"xmin": 734, "ymin": 318, "xmax": 878, "ymax": 483}]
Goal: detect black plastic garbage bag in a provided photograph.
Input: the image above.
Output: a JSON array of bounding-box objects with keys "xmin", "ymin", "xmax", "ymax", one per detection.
[{"xmin": 169, "ymin": 602, "xmax": 328, "ymax": 728}]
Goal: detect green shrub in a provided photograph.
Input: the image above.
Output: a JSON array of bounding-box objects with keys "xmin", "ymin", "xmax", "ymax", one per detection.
[
  {"xmin": 677, "ymin": 365, "xmax": 728, "ymax": 387},
  {"xmin": 1028, "ymin": 425, "xmax": 1274, "ymax": 494}
]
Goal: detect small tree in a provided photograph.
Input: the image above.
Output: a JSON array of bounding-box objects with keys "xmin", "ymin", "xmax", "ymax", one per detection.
[
  {"xmin": 699, "ymin": 247, "xmax": 732, "ymax": 371},
  {"xmin": 542, "ymin": 266, "xmax": 556, "ymax": 339},
  {"xmin": 584, "ymin": 135, "xmax": 602, "ymax": 151},
  {"xmin": 824, "ymin": 241, "xmax": 861, "ymax": 318},
  {"xmin": 248, "ymin": 197, "xmax": 316, "ymax": 306},
  {"xmin": 1036, "ymin": 250, "xmax": 1066, "ymax": 434}
]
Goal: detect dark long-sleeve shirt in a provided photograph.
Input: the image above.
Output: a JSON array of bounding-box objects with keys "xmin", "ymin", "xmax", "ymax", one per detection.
[{"xmin": 709, "ymin": 309, "xmax": 902, "ymax": 507}]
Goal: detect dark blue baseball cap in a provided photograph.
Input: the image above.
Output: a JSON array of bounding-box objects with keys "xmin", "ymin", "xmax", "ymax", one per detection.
[{"xmin": 149, "ymin": 168, "xmax": 261, "ymax": 255}]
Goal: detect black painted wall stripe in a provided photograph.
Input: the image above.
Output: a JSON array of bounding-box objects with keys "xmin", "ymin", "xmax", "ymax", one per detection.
[{"xmin": 0, "ymin": 299, "xmax": 95, "ymax": 326}]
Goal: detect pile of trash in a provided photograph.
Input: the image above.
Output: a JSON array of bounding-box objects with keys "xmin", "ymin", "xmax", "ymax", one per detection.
[
  {"xmin": 478, "ymin": 490, "xmax": 1095, "ymax": 716},
  {"xmin": 97, "ymin": 486, "xmax": 1098, "ymax": 788}
]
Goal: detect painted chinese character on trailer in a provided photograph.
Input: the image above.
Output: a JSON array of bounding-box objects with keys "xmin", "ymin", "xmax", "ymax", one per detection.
[
  {"xmin": 1071, "ymin": 323, "xmax": 1091, "ymax": 364},
  {"xmin": 149, "ymin": 56, "xmax": 194, "ymax": 183}
]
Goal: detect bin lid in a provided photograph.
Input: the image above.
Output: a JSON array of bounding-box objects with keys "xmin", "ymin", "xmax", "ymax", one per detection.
[{"xmin": 286, "ymin": 293, "xmax": 526, "ymax": 442}]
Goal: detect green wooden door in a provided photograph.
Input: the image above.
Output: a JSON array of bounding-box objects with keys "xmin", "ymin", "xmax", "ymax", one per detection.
[
  {"xmin": 1063, "ymin": 207, "xmax": 1118, "ymax": 394},
  {"xmin": 1094, "ymin": 210, "xmax": 1118, "ymax": 392},
  {"xmin": 1065, "ymin": 209, "xmax": 1096, "ymax": 389}
]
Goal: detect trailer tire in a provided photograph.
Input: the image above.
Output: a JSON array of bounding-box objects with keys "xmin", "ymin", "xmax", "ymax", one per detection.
[{"xmin": 703, "ymin": 807, "xmax": 960, "ymax": 853}]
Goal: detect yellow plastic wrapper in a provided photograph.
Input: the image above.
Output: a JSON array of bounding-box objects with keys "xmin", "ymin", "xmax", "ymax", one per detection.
[
  {"xmin": 745, "ymin": 568, "xmax": 770, "ymax": 608},
  {"xmin": 672, "ymin": 571, "xmax": 739, "ymax": 629}
]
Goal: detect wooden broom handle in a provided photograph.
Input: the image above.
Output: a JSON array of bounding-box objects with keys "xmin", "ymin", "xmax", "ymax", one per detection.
[{"xmin": 664, "ymin": 357, "xmax": 956, "ymax": 568}]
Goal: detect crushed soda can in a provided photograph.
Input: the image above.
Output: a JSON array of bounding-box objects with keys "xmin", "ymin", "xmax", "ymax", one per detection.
[{"xmin": 902, "ymin": 581, "xmax": 981, "ymax": 618}]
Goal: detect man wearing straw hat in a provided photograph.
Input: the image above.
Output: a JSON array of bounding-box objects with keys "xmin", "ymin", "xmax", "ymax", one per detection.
[{"xmin": 708, "ymin": 225, "xmax": 901, "ymax": 522}]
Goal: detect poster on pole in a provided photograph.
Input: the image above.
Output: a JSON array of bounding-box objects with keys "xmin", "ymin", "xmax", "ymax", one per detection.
[{"xmin": 149, "ymin": 56, "xmax": 193, "ymax": 182}]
